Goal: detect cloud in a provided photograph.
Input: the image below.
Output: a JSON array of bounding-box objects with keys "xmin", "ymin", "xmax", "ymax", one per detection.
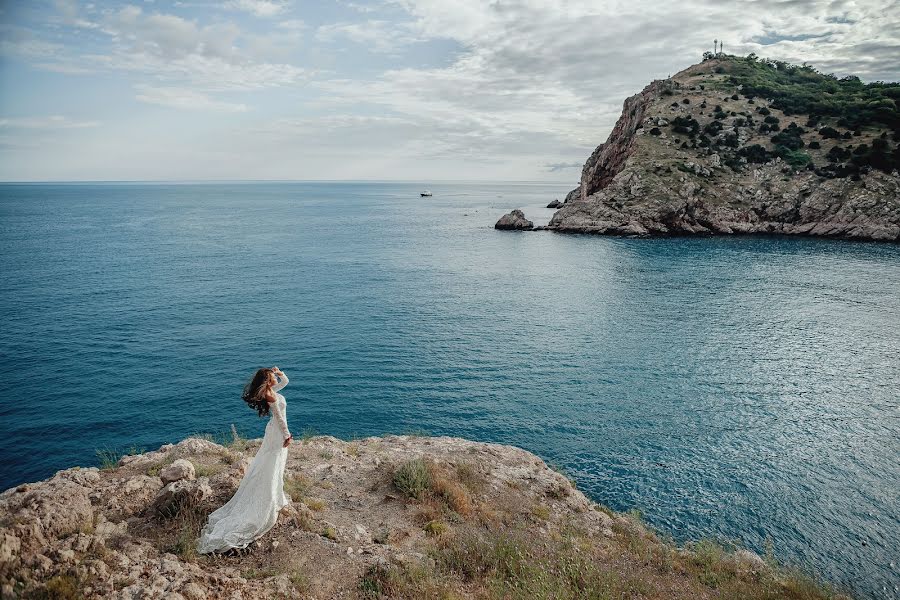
[
  {"xmin": 3, "ymin": 0, "xmax": 900, "ymax": 180},
  {"xmin": 134, "ymin": 85, "xmax": 249, "ymax": 112},
  {"xmin": 224, "ymin": 0, "xmax": 291, "ymax": 18},
  {"xmin": 545, "ymin": 162, "xmax": 582, "ymax": 172},
  {"xmin": 311, "ymin": 0, "xmax": 900, "ymax": 170},
  {"xmin": 0, "ymin": 115, "xmax": 100, "ymax": 129},
  {"xmin": 25, "ymin": 4, "xmax": 309, "ymax": 93},
  {"xmin": 276, "ymin": 19, "xmax": 306, "ymax": 31},
  {"xmin": 315, "ymin": 20, "xmax": 422, "ymax": 53}
]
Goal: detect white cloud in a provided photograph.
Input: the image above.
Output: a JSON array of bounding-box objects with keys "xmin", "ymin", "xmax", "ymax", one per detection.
[
  {"xmin": 25, "ymin": 4, "xmax": 308, "ymax": 93},
  {"xmin": 3, "ymin": 0, "xmax": 900, "ymax": 180},
  {"xmin": 545, "ymin": 162, "xmax": 582, "ymax": 172},
  {"xmin": 312, "ymin": 0, "xmax": 900, "ymax": 169},
  {"xmin": 0, "ymin": 115, "xmax": 100, "ymax": 129},
  {"xmin": 134, "ymin": 85, "xmax": 249, "ymax": 112},
  {"xmin": 316, "ymin": 20, "xmax": 421, "ymax": 53},
  {"xmin": 224, "ymin": 0, "xmax": 290, "ymax": 18},
  {"xmin": 276, "ymin": 19, "xmax": 306, "ymax": 30}
]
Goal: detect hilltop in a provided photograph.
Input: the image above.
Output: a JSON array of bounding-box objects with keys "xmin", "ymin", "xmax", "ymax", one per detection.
[
  {"xmin": 0, "ymin": 434, "xmax": 848, "ymax": 599},
  {"xmin": 501, "ymin": 55, "xmax": 900, "ymax": 240}
]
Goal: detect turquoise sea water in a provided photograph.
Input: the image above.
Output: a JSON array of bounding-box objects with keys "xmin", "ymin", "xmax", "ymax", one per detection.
[{"xmin": 0, "ymin": 182, "xmax": 898, "ymax": 598}]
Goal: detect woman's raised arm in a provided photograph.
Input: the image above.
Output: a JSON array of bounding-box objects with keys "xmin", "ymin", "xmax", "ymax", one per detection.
[{"xmin": 272, "ymin": 372, "xmax": 289, "ymax": 392}]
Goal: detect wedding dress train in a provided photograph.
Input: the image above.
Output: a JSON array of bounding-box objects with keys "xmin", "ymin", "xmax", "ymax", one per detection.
[{"xmin": 197, "ymin": 374, "xmax": 292, "ymax": 553}]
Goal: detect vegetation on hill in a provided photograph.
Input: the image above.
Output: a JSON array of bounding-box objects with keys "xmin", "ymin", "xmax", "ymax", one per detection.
[
  {"xmin": 713, "ymin": 54, "xmax": 900, "ymax": 131},
  {"xmin": 679, "ymin": 54, "xmax": 900, "ymax": 178}
]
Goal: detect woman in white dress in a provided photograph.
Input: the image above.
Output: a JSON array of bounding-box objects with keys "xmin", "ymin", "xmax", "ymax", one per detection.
[{"xmin": 197, "ymin": 366, "xmax": 293, "ymax": 554}]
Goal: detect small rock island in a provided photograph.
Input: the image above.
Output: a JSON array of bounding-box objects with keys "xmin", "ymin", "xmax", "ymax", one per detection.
[{"xmin": 0, "ymin": 434, "xmax": 845, "ymax": 599}]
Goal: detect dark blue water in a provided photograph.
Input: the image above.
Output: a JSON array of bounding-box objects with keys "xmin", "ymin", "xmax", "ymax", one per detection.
[{"xmin": 1, "ymin": 182, "xmax": 898, "ymax": 598}]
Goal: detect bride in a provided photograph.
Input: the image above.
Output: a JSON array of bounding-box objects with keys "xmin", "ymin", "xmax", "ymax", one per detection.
[{"xmin": 197, "ymin": 366, "xmax": 293, "ymax": 554}]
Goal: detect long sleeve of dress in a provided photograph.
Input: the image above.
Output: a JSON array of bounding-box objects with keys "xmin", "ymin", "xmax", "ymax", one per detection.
[
  {"xmin": 272, "ymin": 373, "xmax": 289, "ymax": 392},
  {"xmin": 271, "ymin": 401, "xmax": 291, "ymax": 439}
]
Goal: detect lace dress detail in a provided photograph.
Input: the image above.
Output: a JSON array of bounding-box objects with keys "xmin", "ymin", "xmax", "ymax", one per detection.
[{"xmin": 197, "ymin": 374, "xmax": 292, "ymax": 553}]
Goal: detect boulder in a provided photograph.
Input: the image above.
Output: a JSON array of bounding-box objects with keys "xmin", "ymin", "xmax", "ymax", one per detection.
[
  {"xmin": 175, "ymin": 438, "xmax": 225, "ymax": 455},
  {"xmin": 160, "ymin": 460, "xmax": 196, "ymax": 484},
  {"xmin": 494, "ymin": 209, "xmax": 534, "ymax": 230},
  {"xmin": 546, "ymin": 199, "xmax": 563, "ymax": 209},
  {"xmin": 153, "ymin": 478, "xmax": 212, "ymax": 518}
]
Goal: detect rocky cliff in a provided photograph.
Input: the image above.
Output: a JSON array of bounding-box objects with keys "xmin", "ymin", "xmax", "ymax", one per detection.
[
  {"xmin": 0, "ymin": 435, "xmax": 845, "ymax": 599},
  {"xmin": 542, "ymin": 56, "xmax": 900, "ymax": 241}
]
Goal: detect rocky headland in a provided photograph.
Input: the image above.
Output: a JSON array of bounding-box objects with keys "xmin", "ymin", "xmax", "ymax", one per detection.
[
  {"xmin": 498, "ymin": 55, "xmax": 900, "ymax": 241},
  {"xmin": 0, "ymin": 434, "xmax": 847, "ymax": 599}
]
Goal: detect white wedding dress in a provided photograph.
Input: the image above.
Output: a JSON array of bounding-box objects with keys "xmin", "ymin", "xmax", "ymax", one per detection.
[{"xmin": 197, "ymin": 374, "xmax": 292, "ymax": 554}]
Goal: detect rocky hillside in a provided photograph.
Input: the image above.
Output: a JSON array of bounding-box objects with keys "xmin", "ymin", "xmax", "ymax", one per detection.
[
  {"xmin": 502, "ymin": 55, "xmax": 900, "ymax": 241},
  {"xmin": 1, "ymin": 434, "xmax": 846, "ymax": 599}
]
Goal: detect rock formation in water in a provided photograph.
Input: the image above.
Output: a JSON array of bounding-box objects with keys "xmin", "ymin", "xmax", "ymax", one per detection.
[
  {"xmin": 494, "ymin": 209, "xmax": 534, "ymax": 230},
  {"xmin": 546, "ymin": 55, "xmax": 900, "ymax": 241},
  {"xmin": 0, "ymin": 435, "xmax": 844, "ymax": 599}
]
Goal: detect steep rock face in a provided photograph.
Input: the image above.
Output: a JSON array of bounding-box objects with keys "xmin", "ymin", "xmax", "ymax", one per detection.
[
  {"xmin": 550, "ymin": 59, "xmax": 900, "ymax": 241},
  {"xmin": 578, "ymin": 79, "xmax": 669, "ymax": 202}
]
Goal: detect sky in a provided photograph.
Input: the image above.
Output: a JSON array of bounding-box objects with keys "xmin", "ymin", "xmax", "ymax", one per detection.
[{"xmin": 1, "ymin": 0, "xmax": 898, "ymax": 182}]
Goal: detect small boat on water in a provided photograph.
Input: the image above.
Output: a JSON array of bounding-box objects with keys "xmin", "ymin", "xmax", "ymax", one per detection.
[{"xmin": 420, "ymin": 190, "xmax": 433, "ymax": 197}]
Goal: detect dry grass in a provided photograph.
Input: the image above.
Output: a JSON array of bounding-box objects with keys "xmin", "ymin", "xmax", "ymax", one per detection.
[
  {"xmin": 146, "ymin": 455, "xmax": 177, "ymax": 477},
  {"xmin": 392, "ymin": 459, "xmax": 474, "ymax": 519},
  {"xmin": 305, "ymin": 498, "xmax": 326, "ymax": 512},
  {"xmin": 423, "ymin": 520, "xmax": 449, "ymax": 537},
  {"xmin": 191, "ymin": 461, "xmax": 226, "ymax": 478},
  {"xmin": 284, "ymin": 474, "xmax": 312, "ymax": 503},
  {"xmin": 530, "ymin": 504, "xmax": 551, "ymax": 521},
  {"xmin": 95, "ymin": 445, "xmax": 144, "ymax": 471},
  {"xmin": 357, "ymin": 520, "xmax": 847, "ymax": 600}
]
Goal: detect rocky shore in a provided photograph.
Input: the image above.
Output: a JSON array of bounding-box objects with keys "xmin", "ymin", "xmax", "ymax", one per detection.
[
  {"xmin": 0, "ymin": 435, "xmax": 846, "ymax": 599},
  {"xmin": 497, "ymin": 56, "xmax": 900, "ymax": 241}
]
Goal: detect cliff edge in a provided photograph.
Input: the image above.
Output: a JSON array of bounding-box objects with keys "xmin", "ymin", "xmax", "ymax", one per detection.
[
  {"xmin": 546, "ymin": 55, "xmax": 900, "ymax": 241},
  {"xmin": 1, "ymin": 435, "xmax": 846, "ymax": 599}
]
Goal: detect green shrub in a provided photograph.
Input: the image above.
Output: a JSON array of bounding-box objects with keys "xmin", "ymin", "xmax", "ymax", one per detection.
[
  {"xmin": 775, "ymin": 146, "xmax": 812, "ymax": 167},
  {"xmin": 739, "ymin": 144, "xmax": 770, "ymax": 163},
  {"xmin": 723, "ymin": 55, "xmax": 900, "ymax": 130},
  {"xmin": 704, "ymin": 120, "xmax": 724, "ymax": 136},
  {"xmin": 393, "ymin": 459, "xmax": 432, "ymax": 499},
  {"xmin": 672, "ymin": 116, "xmax": 700, "ymax": 136}
]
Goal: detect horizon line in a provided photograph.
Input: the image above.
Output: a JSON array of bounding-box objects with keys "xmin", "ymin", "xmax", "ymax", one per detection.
[{"xmin": 0, "ymin": 178, "xmax": 579, "ymax": 185}]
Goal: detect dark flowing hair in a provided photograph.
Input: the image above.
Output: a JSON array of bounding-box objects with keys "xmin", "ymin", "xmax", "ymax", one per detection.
[{"xmin": 243, "ymin": 367, "xmax": 275, "ymax": 417}]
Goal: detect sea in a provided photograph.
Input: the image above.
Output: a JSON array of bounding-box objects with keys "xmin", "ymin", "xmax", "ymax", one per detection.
[{"xmin": 0, "ymin": 181, "xmax": 898, "ymax": 598}]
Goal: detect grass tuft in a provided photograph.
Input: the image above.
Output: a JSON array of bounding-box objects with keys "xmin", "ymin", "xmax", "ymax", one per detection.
[
  {"xmin": 285, "ymin": 474, "xmax": 312, "ymax": 502},
  {"xmin": 95, "ymin": 445, "xmax": 144, "ymax": 470},
  {"xmin": 393, "ymin": 459, "xmax": 432, "ymax": 500}
]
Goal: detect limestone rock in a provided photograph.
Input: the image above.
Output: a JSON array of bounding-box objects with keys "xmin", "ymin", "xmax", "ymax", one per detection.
[
  {"xmin": 0, "ymin": 433, "xmax": 819, "ymax": 599},
  {"xmin": 548, "ymin": 59, "xmax": 900, "ymax": 242},
  {"xmin": 494, "ymin": 209, "xmax": 534, "ymax": 230},
  {"xmin": 160, "ymin": 459, "xmax": 196, "ymax": 484},
  {"xmin": 153, "ymin": 478, "xmax": 212, "ymax": 518}
]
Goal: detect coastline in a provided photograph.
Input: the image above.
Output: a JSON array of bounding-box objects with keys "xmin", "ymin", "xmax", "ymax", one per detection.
[{"xmin": 0, "ymin": 434, "xmax": 849, "ymax": 599}]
